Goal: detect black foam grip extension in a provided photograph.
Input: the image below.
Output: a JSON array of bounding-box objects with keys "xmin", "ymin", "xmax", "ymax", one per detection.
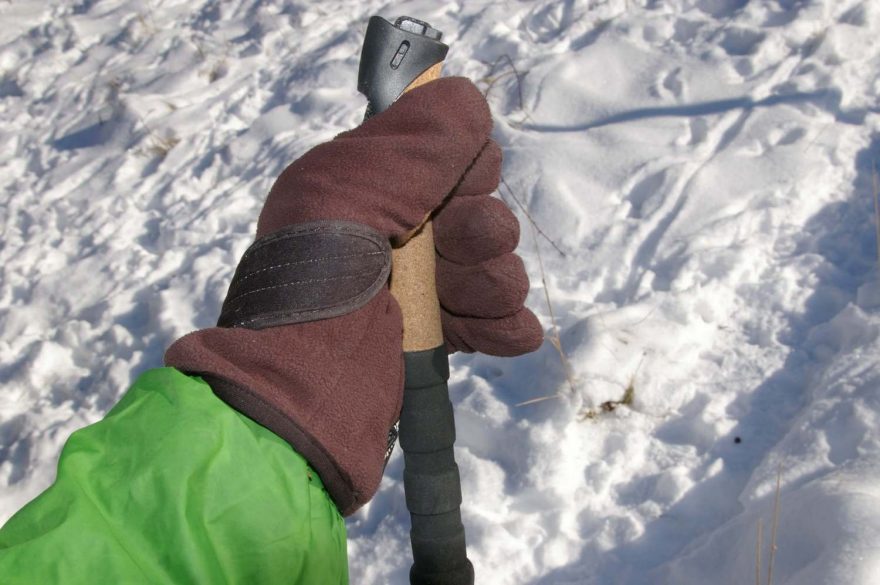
[{"xmin": 399, "ymin": 347, "xmax": 474, "ymax": 585}]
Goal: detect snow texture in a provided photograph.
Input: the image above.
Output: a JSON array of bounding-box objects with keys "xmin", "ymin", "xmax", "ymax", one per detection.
[{"xmin": 2, "ymin": 0, "xmax": 880, "ymax": 583}]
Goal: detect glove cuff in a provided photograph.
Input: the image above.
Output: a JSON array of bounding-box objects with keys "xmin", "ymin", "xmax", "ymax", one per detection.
[
  {"xmin": 200, "ymin": 372, "xmax": 359, "ymax": 515},
  {"xmin": 165, "ymin": 293, "xmax": 403, "ymax": 517},
  {"xmin": 218, "ymin": 220, "xmax": 391, "ymax": 329}
]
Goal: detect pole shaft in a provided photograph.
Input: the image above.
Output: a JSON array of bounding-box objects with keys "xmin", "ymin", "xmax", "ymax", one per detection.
[{"xmin": 358, "ymin": 19, "xmax": 473, "ymax": 584}]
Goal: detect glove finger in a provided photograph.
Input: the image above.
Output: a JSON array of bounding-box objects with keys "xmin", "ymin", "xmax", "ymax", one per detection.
[
  {"xmin": 434, "ymin": 195, "xmax": 520, "ymax": 265},
  {"xmin": 450, "ymin": 139, "xmax": 502, "ymax": 198},
  {"xmin": 437, "ymin": 253, "xmax": 529, "ymax": 319},
  {"xmin": 258, "ymin": 77, "xmax": 492, "ymax": 239},
  {"xmin": 442, "ymin": 306, "xmax": 544, "ymax": 357}
]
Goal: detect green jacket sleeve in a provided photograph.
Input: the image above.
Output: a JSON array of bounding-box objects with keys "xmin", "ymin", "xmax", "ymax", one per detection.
[{"xmin": 0, "ymin": 368, "xmax": 348, "ymax": 585}]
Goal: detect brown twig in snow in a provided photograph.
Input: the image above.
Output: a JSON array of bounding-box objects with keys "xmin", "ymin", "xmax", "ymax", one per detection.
[
  {"xmin": 502, "ymin": 180, "xmax": 575, "ymax": 405},
  {"xmin": 483, "ymin": 54, "xmax": 526, "ymax": 112},
  {"xmin": 499, "ymin": 177, "xmax": 566, "ymax": 257}
]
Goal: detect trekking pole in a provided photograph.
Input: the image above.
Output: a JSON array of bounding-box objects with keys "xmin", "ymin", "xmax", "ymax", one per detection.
[{"xmin": 358, "ymin": 16, "xmax": 475, "ymax": 585}]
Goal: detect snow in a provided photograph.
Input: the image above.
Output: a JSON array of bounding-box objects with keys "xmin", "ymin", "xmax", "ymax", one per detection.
[{"xmin": 2, "ymin": 0, "xmax": 879, "ymax": 583}]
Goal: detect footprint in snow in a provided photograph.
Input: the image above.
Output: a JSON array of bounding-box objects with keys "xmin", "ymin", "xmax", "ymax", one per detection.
[
  {"xmin": 653, "ymin": 67, "xmax": 685, "ymax": 102},
  {"xmin": 626, "ymin": 170, "xmax": 668, "ymax": 220},
  {"xmin": 736, "ymin": 123, "xmax": 809, "ymax": 157},
  {"xmin": 717, "ymin": 26, "xmax": 765, "ymax": 57}
]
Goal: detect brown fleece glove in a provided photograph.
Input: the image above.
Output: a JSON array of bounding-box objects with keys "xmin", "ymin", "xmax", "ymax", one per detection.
[{"xmin": 165, "ymin": 77, "xmax": 542, "ymax": 516}]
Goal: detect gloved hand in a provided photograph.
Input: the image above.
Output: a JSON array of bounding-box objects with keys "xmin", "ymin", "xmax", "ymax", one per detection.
[{"xmin": 165, "ymin": 77, "xmax": 542, "ymax": 516}]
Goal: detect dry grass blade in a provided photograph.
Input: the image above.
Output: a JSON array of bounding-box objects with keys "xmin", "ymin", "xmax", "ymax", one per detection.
[
  {"xmin": 767, "ymin": 465, "xmax": 783, "ymax": 585},
  {"xmin": 756, "ymin": 518, "xmax": 763, "ymax": 585},
  {"xmin": 136, "ymin": 113, "xmax": 179, "ymax": 158},
  {"xmin": 753, "ymin": 465, "xmax": 783, "ymax": 585},
  {"xmin": 529, "ymin": 201, "xmax": 576, "ymax": 397},
  {"xmin": 147, "ymin": 134, "xmax": 180, "ymax": 158},
  {"xmin": 479, "ymin": 53, "xmax": 535, "ymax": 127},
  {"xmin": 483, "ymin": 54, "xmax": 526, "ymax": 112},
  {"xmin": 578, "ymin": 354, "xmax": 642, "ymax": 420},
  {"xmin": 502, "ymin": 179, "xmax": 575, "ymax": 406},
  {"xmin": 872, "ymin": 160, "xmax": 880, "ymax": 270},
  {"xmin": 516, "ymin": 393, "xmax": 564, "ymax": 407},
  {"xmin": 500, "ymin": 177, "xmax": 566, "ymax": 257},
  {"xmin": 514, "ymin": 216, "xmax": 575, "ymax": 405}
]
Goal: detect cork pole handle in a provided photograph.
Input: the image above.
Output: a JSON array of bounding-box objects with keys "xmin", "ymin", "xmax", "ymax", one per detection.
[{"xmin": 391, "ymin": 63, "xmax": 444, "ymax": 352}]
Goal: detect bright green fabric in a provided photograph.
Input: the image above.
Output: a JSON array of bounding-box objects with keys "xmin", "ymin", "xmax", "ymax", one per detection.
[{"xmin": 0, "ymin": 368, "xmax": 348, "ymax": 584}]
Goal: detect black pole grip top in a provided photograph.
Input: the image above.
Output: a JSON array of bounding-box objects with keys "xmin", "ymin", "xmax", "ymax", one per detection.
[{"xmin": 358, "ymin": 16, "xmax": 449, "ymax": 118}]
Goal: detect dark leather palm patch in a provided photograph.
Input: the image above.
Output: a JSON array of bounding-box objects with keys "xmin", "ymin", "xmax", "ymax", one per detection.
[{"xmin": 218, "ymin": 221, "xmax": 391, "ymax": 329}]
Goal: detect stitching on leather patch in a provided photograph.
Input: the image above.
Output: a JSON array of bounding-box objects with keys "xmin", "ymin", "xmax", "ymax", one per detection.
[
  {"xmin": 226, "ymin": 271, "xmax": 377, "ymax": 305},
  {"xmin": 218, "ymin": 221, "xmax": 392, "ymax": 329},
  {"xmin": 234, "ymin": 251, "xmax": 385, "ymax": 284}
]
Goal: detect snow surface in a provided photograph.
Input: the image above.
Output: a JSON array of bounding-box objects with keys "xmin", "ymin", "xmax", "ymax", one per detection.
[{"xmin": 2, "ymin": 0, "xmax": 880, "ymax": 583}]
